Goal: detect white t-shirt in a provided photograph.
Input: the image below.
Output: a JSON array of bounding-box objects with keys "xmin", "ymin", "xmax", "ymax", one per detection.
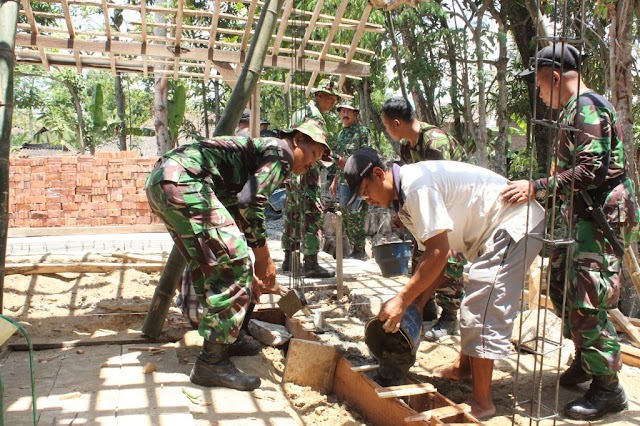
[{"xmin": 398, "ymin": 161, "xmax": 545, "ymax": 261}]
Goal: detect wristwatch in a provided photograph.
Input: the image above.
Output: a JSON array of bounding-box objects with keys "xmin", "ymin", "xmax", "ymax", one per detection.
[{"xmin": 534, "ymin": 180, "xmax": 547, "ymax": 200}]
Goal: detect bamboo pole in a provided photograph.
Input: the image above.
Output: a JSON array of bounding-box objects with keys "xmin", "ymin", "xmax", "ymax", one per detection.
[
  {"xmin": 142, "ymin": 0, "xmax": 285, "ymax": 338},
  {"xmin": 0, "ymin": 0, "xmax": 19, "ymax": 314}
]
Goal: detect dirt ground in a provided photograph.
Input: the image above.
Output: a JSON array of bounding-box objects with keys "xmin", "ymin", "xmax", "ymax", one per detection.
[{"xmin": 3, "ymin": 244, "xmax": 640, "ymax": 425}]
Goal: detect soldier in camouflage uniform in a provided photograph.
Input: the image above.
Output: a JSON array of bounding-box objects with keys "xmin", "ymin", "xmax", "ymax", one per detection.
[
  {"xmin": 505, "ymin": 43, "xmax": 640, "ymax": 421},
  {"xmin": 329, "ymin": 99, "xmax": 371, "ymax": 259},
  {"xmin": 381, "ymin": 96, "xmax": 468, "ymax": 342},
  {"xmin": 146, "ymin": 118, "xmax": 331, "ymax": 391},
  {"xmin": 282, "ymin": 79, "xmax": 340, "ymax": 278}
]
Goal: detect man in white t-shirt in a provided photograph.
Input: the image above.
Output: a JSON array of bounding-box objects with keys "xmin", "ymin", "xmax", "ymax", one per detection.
[{"xmin": 344, "ymin": 147, "xmax": 545, "ymax": 419}]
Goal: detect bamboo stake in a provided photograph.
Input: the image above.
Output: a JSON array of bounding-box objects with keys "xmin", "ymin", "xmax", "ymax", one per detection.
[{"xmin": 0, "ymin": 0, "xmax": 20, "ymax": 314}]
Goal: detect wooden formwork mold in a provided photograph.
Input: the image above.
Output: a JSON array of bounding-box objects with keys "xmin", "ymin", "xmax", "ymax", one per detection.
[{"xmin": 251, "ymin": 309, "xmax": 481, "ymax": 425}]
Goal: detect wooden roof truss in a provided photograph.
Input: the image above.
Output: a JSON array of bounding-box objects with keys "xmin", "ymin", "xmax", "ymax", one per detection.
[{"xmin": 15, "ymin": 0, "xmax": 386, "ymax": 93}]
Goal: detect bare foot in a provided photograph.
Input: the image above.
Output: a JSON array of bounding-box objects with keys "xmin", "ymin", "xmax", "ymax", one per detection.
[
  {"xmin": 432, "ymin": 363, "xmax": 472, "ymax": 382},
  {"xmin": 466, "ymin": 398, "xmax": 496, "ymax": 420}
]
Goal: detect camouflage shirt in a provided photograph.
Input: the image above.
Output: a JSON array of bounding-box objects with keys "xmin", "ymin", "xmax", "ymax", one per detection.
[
  {"xmin": 334, "ymin": 122, "xmax": 371, "ymax": 177},
  {"xmin": 399, "ymin": 122, "xmax": 468, "ymax": 164},
  {"xmin": 159, "ymin": 137, "xmax": 294, "ymax": 248},
  {"xmin": 290, "ymin": 100, "xmax": 327, "ymax": 130},
  {"xmin": 541, "ymin": 91, "xmax": 637, "ymax": 224}
]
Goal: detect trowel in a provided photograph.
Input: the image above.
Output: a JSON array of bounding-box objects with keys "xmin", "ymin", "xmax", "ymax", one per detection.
[{"xmin": 278, "ymin": 287, "xmax": 312, "ymax": 318}]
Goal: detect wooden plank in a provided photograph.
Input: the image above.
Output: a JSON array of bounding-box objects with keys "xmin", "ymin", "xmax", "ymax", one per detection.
[
  {"xmin": 19, "ymin": 33, "xmax": 370, "ymax": 76},
  {"xmin": 333, "ymin": 357, "xmax": 428, "ymax": 425},
  {"xmin": 405, "ymin": 403, "xmax": 471, "ymax": 422},
  {"xmin": 8, "ymin": 224, "xmax": 166, "ymax": 237},
  {"xmin": 609, "ymin": 308, "xmax": 640, "ymax": 347},
  {"xmin": 6, "ymin": 262, "xmax": 164, "ymax": 275},
  {"xmin": 338, "ymin": 2, "xmax": 372, "ymax": 88},
  {"xmin": 172, "ymin": 0, "xmax": 185, "ymax": 79},
  {"xmin": 141, "ymin": 0, "xmax": 148, "ymax": 78},
  {"xmin": 305, "ymin": 0, "xmax": 349, "ymax": 96},
  {"xmin": 271, "ymin": 0, "xmax": 294, "ymax": 56},
  {"xmin": 376, "ymin": 383, "xmax": 437, "ymax": 399},
  {"xmin": 100, "ymin": 0, "xmax": 116, "ymax": 75},
  {"xmin": 240, "ymin": 0, "xmax": 258, "ymax": 53},
  {"xmin": 20, "ymin": 0, "xmax": 50, "ymax": 71},
  {"xmin": 203, "ymin": 0, "xmax": 221, "ymax": 82}
]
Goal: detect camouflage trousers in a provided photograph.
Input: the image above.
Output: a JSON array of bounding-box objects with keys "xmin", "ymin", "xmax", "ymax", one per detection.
[
  {"xmin": 412, "ymin": 243, "xmax": 466, "ymax": 313},
  {"xmin": 282, "ymin": 164, "xmax": 322, "ymax": 255},
  {"xmin": 338, "ymin": 183, "xmax": 367, "ymax": 250},
  {"xmin": 146, "ymin": 159, "xmax": 252, "ymax": 344},
  {"xmin": 549, "ymin": 217, "xmax": 637, "ymax": 375}
]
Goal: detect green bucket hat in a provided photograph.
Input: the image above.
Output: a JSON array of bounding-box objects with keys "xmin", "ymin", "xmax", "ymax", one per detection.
[
  {"xmin": 283, "ymin": 118, "xmax": 332, "ymax": 162},
  {"xmin": 336, "ymin": 99, "xmax": 359, "ymax": 112},
  {"xmin": 311, "ymin": 78, "xmax": 340, "ymax": 96}
]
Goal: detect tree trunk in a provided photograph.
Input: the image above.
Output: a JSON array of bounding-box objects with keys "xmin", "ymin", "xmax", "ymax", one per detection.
[
  {"xmin": 472, "ymin": 2, "xmax": 489, "ymax": 168},
  {"xmin": 63, "ymin": 79, "xmax": 87, "ymax": 154},
  {"xmin": 201, "ymin": 80, "xmax": 209, "ymax": 138},
  {"xmin": 440, "ymin": 16, "xmax": 464, "ymax": 143},
  {"xmin": 0, "ymin": 0, "xmax": 19, "ymax": 314},
  {"xmin": 114, "ymin": 73, "xmax": 127, "ymax": 151},
  {"xmin": 154, "ymin": 8, "xmax": 170, "ymax": 155},
  {"xmin": 493, "ymin": 16, "xmax": 509, "ymax": 176},
  {"xmin": 504, "ymin": 0, "xmax": 553, "ymax": 172},
  {"xmin": 610, "ymin": 0, "xmax": 637, "ymax": 187}
]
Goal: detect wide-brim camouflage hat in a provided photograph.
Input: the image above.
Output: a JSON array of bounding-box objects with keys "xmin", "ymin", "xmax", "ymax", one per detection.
[
  {"xmin": 311, "ymin": 78, "xmax": 340, "ymax": 96},
  {"xmin": 283, "ymin": 118, "xmax": 332, "ymax": 162},
  {"xmin": 337, "ymin": 98, "xmax": 359, "ymax": 112}
]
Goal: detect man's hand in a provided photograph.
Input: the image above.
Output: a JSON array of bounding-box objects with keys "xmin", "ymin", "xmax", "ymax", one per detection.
[
  {"xmin": 329, "ymin": 178, "xmax": 338, "ymax": 197},
  {"xmin": 378, "ymin": 295, "xmax": 407, "ymax": 333},
  {"xmin": 501, "ymin": 180, "xmax": 535, "ymax": 205},
  {"xmin": 391, "ymin": 212, "xmax": 404, "ymax": 229},
  {"xmin": 252, "ymin": 246, "xmax": 276, "ymax": 291}
]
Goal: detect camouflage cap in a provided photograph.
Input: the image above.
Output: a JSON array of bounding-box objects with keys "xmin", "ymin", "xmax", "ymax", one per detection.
[
  {"xmin": 240, "ymin": 108, "xmax": 251, "ymax": 122},
  {"xmin": 336, "ymin": 98, "xmax": 359, "ymax": 112},
  {"xmin": 311, "ymin": 78, "xmax": 340, "ymax": 96},
  {"xmin": 283, "ymin": 118, "xmax": 332, "ymax": 162}
]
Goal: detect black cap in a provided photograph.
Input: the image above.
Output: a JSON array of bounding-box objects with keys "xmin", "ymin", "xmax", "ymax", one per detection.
[
  {"xmin": 240, "ymin": 108, "xmax": 250, "ymax": 122},
  {"xmin": 344, "ymin": 147, "xmax": 384, "ymax": 206},
  {"xmin": 519, "ymin": 43, "xmax": 582, "ymax": 81}
]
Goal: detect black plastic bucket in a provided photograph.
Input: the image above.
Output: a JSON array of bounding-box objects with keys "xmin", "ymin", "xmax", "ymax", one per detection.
[{"xmin": 372, "ymin": 241, "xmax": 412, "ymax": 277}]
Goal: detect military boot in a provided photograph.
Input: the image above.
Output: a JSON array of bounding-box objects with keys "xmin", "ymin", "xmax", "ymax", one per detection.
[
  {"xmin": 350, "ymin": 246, "xmax": 368, "ymax": 261},
  {"xmin": 560, "ymin": 348, "xmax": 592, "ymax": 387},
  {"xmin": 228, "ymin": 330, "xmax": 262, "ymax": 357},
  {"xmin": 422, "ymin": 297, "xmax": 438, "ymax": 321},
  {"xmin": 281, "ymin": 250, "xmax": 292, "ymax": 272},
  {"xmin": 302, "ymin": 254, "xmax": 335, "ymax": 278},
  {"xmin": 565, "ymin": 373, "xmax": 628, "ymax": 420},
  {"xmin": 190, "ymin": 340, "xmax": 261, "ymax": 391},
  {"xmin": 423, "ymin": 310, "xmax": 458, "ymax": 342}
]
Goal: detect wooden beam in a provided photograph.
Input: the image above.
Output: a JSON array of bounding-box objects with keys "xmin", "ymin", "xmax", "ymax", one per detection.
[
  {"xmin": 405, "ymin": 404, "xmax": 471, "ymax": 422},
  {"xmin": 338, "ymin": 2, "xmax": 372, "ymax": 89},
  {"xmin": 212, "ymin": 61, "xmax": 238, "ymax": 89},
  {"xmin": 240, "ymin": 0, "xmax": 258, "ymax": 53},
  {"xmin": 18, "ymin": 33, "xmax": 371, "ymax": 76},
  {"xmin": 203, "ymin": 0, "xmax": 222, "ymax": 83},
  {"xmin": 5, "ymin": 262, "xmax": 164, "ymax": 275},
  {"xmin": 271, "ymin": 0, "xmax": 294, "ymax": 56},
  {"xmin": 141, "ymin": 0, "xmax": 148, "ymax": 78},
  {"xmin": 173, "ymin": 0, "xmax": 184, "ymax": 79},
  {"xmin": 283, "ymin": 0, "xmax": 325, "ymax": 92},
  {"xmin": 20, "ymin": 0, "xmax": 50, "ymax": 71},
  {"xmin": 376, "ymin": 383, "xmax": 437, "ymax": 399},
  {"xmin": 621, "ymin": 342, "xmax": 640, "ymax": 367},
  {"xmin": 609, "ymin": 308, "xmax": 640, "ymax": 347},
  {"xmin": 101, "ymin": 0, "xmax": 116, "ymax": 76},
  {"xmin": 60, "ymin": 0, "xmax": 83, "ymax": 73},
  {"xmin": 306, "ymin": 0, "xmax": 349, "ymax": 96}
]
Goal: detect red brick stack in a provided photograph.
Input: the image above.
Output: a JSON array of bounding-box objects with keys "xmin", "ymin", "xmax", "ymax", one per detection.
[{"xmin": 9, "ymin": 151, "xmax": 161, "ymax": 228}]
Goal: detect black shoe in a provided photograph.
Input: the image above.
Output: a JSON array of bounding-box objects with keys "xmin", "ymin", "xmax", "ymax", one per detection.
[
  {"xmin": 564, "ymin": 374, "xmax": 628, "ymax": 420},
  {"xmin": 190, "ymin": 341, "xmax": 261, "ymax": 391},
  {"xmin": 303, "ymin": 254, "xmax": 335, "ymax": 278},
  {"xmin": 350, "ymin": 247, "xmax": 368, "ymax": 260},
  {"xmin": 282, "ymin": 250, "xmax": 291, "ymax": 272},
  {"xmin": 560, "ymin": 349, "xmax": 592, "ymax": 387},
  {"xmin": 422, "ymin": 298, "xmax": 438, "ymax": 321},
  {"xmin": 228, "ymin": 330, "xmax": 262, "ymax": 357}
]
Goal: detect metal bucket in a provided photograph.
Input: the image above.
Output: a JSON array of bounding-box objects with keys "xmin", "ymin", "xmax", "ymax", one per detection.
[
  {"xmin": 364, "ymin": 305, "xmax": 423, "ymax": 386},
  {"xmin": 372, "ymin": 241, "xmax": 412, "ymax": 277}
]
